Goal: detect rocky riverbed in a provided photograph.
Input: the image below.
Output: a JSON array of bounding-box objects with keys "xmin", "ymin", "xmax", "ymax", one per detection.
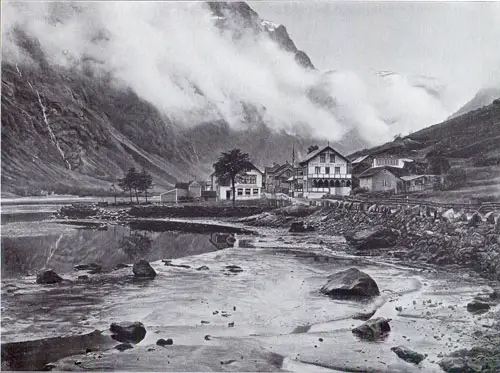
[{"xmin": 2, "ymin": 203, "xmax": 500, "ymax": 372}]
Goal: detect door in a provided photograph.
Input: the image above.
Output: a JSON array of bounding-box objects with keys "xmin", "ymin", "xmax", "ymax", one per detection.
[{"xmin": 226, "ymin": 190, "xmax": 231, "ymax": 200}]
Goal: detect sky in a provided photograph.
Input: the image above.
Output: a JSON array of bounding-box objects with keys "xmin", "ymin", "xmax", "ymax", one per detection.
[
  {"xmin": 251, "ymin": 1, "xmax": 500, "ymax": 102},
  {"xmin": 3, "ymin": 1, "xmax": 500, "ymax": 146}
]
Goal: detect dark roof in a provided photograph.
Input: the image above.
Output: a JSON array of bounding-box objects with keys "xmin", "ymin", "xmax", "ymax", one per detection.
[
  {"xmin": 358, "ymin": 166, "xmax": 410, "ymax": 179},
  {"xmin": 299, "ymin": 145, "xmax": 349, "ymax": 166},
  {"xmin": 274, "ymin": 163, "xmax": 294, "ymax": 177}
]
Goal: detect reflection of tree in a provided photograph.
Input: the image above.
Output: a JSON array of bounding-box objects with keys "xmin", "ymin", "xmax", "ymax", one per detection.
[{"xmin": 119, "ymin": 231, "xmax": 152, "ymax": 261}]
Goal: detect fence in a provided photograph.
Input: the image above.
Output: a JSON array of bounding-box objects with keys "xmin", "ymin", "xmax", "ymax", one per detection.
[{"xmin": 308, "ymin": 195, "xmax": 500, "ymax": 213}]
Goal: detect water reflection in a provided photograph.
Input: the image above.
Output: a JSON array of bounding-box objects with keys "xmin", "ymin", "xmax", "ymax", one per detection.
[
  {"xmin": 119, "ymin": 231, "xmax": 153, "ymax": 261},
  {"xmin": 1, "ymin": 224, "xmax": 221, "ymax": 278}
]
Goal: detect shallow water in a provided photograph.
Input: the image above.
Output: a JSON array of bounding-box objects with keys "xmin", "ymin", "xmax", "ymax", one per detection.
[{"xmin": 1, "ymin": 213, "xmax": 497, "ymax": 372}]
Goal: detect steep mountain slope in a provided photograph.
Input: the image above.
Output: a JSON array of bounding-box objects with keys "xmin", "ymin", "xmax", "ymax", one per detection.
[
  {"xmin": 449, "ymin": 88, "xmax": 500, "ymax": 119},
  {"xmin": 350, "ymin": 98, "xmax": 500, "ymax": 161},
  {"xmin": 2, "ymin": 1, "xmax": 367, "ymax": 196},
  {"xmin": 1, "ymin": 1, "xmax": 460, "ymax": 196}
]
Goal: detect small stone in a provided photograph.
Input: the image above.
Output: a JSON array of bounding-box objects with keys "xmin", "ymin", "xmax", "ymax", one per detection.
[
  {"xmin": 156, "ymin": 338, "xmax": 173, "ymax": 346},
  {"xmin": 115, "ymin": 343, "xmax": 133, "ymax": 351},
  {"xmin": 228, "ymin": 322, "xmax": 234, "ymax": 327}
]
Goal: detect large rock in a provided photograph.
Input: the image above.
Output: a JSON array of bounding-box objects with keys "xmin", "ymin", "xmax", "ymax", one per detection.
[
  {"xmin": 36, "ymin": 270, "xmax": 63, "ymax": 284},
  {"xmin": 289, "ymin": 221, "xmax": 315, "ymax": 233},
  {"xmin": 466, "ymin": 300, "xmax": 490, "ymax": 313},
  {"xmin": 320, "ymin": 268, "xmax": 380, "ymax": 298},
  {"xmin": 110, "ymin": 322, "xmax": 146, "ymax": 343},
  {"xmin": 468, "ymin": 212, "xmax": 482, "ymax": 227},
  {"xmin": 352, "ymin": 317, "xmax": 391, "ymax": 339},
  {"xmin": 391, "ymin": 346, "xmax": 426, "ymax": 365},
  {"xmin": 344, "ymin": 227, "xmax": 398, "ymax": 250},
  {"xmin": 132, "ymin": 260, "xmax": 156, "ymax": 279}
]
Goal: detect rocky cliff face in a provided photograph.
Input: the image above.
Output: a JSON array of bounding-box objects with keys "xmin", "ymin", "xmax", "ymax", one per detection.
[
  {"xmin": 1, "ymin": 2, "xmax": 345, "ymax": 195},
  {"xmin": 2, "ymin": 1, "xmax": 456, "ymax": 196}
]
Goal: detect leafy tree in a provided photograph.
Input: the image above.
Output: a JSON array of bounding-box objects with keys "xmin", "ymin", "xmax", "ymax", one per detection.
[
  {"xmin": 137, "ymin": 168, "xmax": 153, "ymax": 203},
  {"xmin": 213, "ymin": 149, "xmax": 253, "ymax": 207},
  {"xmin": 307, "ymin": 144, "xmax": 319, "ymax": 154},
  {"xmin": 118, "ymin": 167, "xmax": 139, "ymax": 203}
]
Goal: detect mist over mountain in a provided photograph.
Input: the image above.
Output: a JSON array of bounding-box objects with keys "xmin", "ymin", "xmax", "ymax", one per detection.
[{"xmin": 1, "ymin": 1, "xmax": 468, "ymax": 194}]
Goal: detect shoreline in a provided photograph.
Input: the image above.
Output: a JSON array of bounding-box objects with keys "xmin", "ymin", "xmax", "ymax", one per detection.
[{"xmin": 3, "ymin": 205, "xmax": 500, "ymax": 372}]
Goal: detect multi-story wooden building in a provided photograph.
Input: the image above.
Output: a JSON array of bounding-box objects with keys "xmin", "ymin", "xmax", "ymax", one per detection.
[{"xmin": 296, "ymin": 145, "xmax": 352, "ymax": 198}]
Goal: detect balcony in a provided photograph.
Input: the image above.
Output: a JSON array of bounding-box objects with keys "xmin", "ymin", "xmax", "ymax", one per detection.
[{"xmin": 307, "ymin": 174, "xmax": 352, "ymax": 179}]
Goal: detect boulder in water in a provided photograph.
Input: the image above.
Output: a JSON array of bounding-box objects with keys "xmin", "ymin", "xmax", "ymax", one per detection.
[
  {"xmin": 156, "ymin": 338, "xmax": 173, "ymax": 346},
  {"xmin": 391, "ymin": 346, "xmax": 426, "ymax": 365},
  {"xmin": 352, "ymin": 317, "xmax": 391, "ymax": 340},
  {"xmin": 110, "ymin": 322, "xmax": 146, "ymax": 343},
  {"xmin": 467, "ymin": 300, "xmax": 490, "ymax": 313},
  {"xmin": 114, "ymin": 343, "xmax": 133, "ymax": 352},
  {"xmin": 344, "ymin": 227, "xmax": 397, "ymax": 250},
  {"xmin": 321, "ymin": 268, "xmax": 380, "ymax": 298},
  {"xmin": 36, "ymin": 270, "xmax": 63, "ymax": 284},
  {"xmin": 133, "ymin": 260, "xmax": 156, "ymax": 279}
]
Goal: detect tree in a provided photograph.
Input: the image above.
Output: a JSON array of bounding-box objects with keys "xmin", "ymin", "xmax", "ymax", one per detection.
[
  {"xmin": 213, "ymin": 149, "xmax": 253, "ymax": 207},
  {"xmin": 307, "ymin": 144, "xmax": 319, "ymax": 154},
  {"xmin": 118, "ymin": 167, "xmax": 139, "ymax": 203},
  {"xmin": 137, "ymin": 168, "xmax": 153, "ymax": 203},
  {"xmin": 110, "ymin": 183, "xmax": 117, "ymax": 205}
]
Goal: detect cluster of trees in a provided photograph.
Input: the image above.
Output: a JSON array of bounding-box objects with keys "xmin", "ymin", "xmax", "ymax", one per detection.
[{"xmin": 117, "ymin": 167, "xmax": 153, "ymax": 203}]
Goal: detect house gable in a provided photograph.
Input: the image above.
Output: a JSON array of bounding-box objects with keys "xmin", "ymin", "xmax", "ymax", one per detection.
[{"xmin": 299, "ymin": 145, "xmax": 349, "ymax": 166}]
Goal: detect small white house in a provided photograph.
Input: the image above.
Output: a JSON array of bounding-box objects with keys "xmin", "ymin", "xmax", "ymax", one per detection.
[
  {"xmin": 210, "ymin": 164, "xmax": 264, "ymax": 201},
  {"xmin": 160, "ymin": 181, "xmax": 202, "ymax": 203}
]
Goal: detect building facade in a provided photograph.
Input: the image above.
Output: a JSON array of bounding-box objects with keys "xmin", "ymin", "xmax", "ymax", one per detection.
[
  {"xmin": 209, "ymin": 165, "xmax": 263, "ymax": 201},
  {"xmin": 160, "ymin": 180, "xmax": 202, "ymax": 203},
  {"xmin": 264, "ymin": 162, "xmax": 295, "ymax": 194},
  {"xmin": 297, "ymin": 145, "xmax": 352, "ymax": 198},
  {"xmin": 358, "ymin": 167, "xmax": 407, "ymax": 194}
]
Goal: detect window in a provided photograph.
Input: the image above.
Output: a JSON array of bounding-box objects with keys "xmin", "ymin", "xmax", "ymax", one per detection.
[
  {"xmin": 253, "ymin": 188, "xmax": 259, "ymax": 194},
  {"xmin": 320, "ymin": 154, "xmax": 326, "ymax": 163},
  {"xmin": 237, "ymin": 188, "xmax": 243, "ymax": 196},
  {"xmin": 245, "ymin": 188, "xmax": 251, "ymax": 195},
  {"xmin": 315, "ymin": 166, "xmax": 320, "ymax": 174},
  {"xmin": 334, "ymin": 167, "xmax": 341, "ymax": 174},
  {"xmin": 325, "ymin": 167, "xmax": 330, "ymax": 174},
  {"xmin": 239, "ymin": 175, "xmax": 257, "ymax": 184},
  {"xmin": 330, "ymin": 154, "xmax": 335, "ymax": 163}
]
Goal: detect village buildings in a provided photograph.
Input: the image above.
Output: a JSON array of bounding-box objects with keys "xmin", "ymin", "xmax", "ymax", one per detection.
[
  {"xmin": 207, "ymin": 164, "xmax": 263, "ymax": 201},
  {"xmin": 264, "ymin": 162, "xmax": 294, "ymax": 194}
]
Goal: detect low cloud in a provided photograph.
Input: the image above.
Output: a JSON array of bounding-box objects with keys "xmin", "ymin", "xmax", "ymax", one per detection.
[{"xmin": 3, "ymin": 2, "xmax": 457, "ymax": 146}]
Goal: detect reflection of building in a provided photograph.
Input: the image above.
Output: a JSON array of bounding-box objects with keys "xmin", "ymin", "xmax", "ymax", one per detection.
[
  {"xmin": 208, "ymin": 164, "xmax": 263, "ymax": 201},
  {"xmin": 297, "ymin": 145, "xmax": 352, "ymax": 198},
  {"xmin": 160, "ymin": 181, "xmax": 202, "ymax": 203},
  {"xmin": 264, "ymin": 162, "xmax": 294, "ymax": 194}
]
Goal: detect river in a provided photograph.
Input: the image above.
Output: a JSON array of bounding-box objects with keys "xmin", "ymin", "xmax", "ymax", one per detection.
[{"xmin": 1, "ymin": 205, "xmax": 497, "ymax": 372}]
